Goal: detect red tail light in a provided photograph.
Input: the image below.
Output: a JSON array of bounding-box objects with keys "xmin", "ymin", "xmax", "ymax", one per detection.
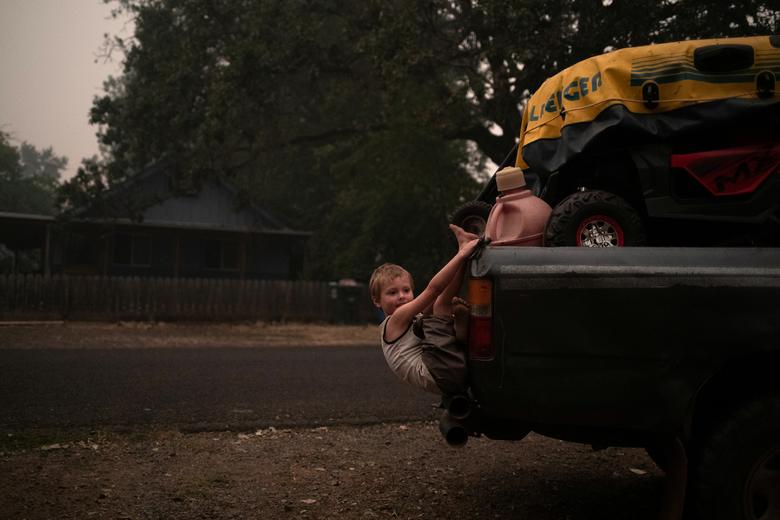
[{"xmin": 467, "ymin": 278, "xmax": 494, "ymax": 360}]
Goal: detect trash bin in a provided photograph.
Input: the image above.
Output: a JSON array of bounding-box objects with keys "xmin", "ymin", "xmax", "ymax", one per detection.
[{"xmin": 329, "ymin": 278, "xmax": 364, "ymax": 324}]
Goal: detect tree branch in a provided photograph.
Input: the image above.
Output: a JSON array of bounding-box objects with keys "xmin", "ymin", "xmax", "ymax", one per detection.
[{"xmin": 447, "ymin": 125, "xmax": 516, "ymax": 165}]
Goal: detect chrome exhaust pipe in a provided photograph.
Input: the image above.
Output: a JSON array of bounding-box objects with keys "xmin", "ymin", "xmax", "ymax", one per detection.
[{"xmin": 439, "ymin": 411, "xmax": 469, "ymax": 447}]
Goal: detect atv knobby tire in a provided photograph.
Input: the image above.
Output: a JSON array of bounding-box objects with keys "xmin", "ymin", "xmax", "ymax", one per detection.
[
  {"xmin": 450, "ymin": 200, "xmax": 493, "ymax": 237},
  {"xmin": 544, "ymin": 190, "xmax": 646, "ymax": 247},
  {"xmin": 689, "ymin": 391, "xmax": 780, "ymax": 520}
]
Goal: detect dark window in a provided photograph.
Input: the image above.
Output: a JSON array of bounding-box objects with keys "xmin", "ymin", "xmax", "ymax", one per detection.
[
  {"xmin": 205, "ymin": 239, "xmax": 221, "ymax": 269},
  {"xmin": 113, "ymin": 234, "xmax": 151, "ymax": 266},
  {"xmin": 222, "ymin": 241, "xmax": 238, "ymax": 269},
  {"xmin": 114, "ymin": 235, "xmax": 132, "ymax": 265},
  {"xmin": 64, "ymin": 232, "xmax": 94, "ymax": 265},
  {"xmin": 204, "ymin": 239, "xmax": 239, "ymax": 270},
  {"xmin": 134, "ymin": 236, "xmax": 151, "ymax": 265}
]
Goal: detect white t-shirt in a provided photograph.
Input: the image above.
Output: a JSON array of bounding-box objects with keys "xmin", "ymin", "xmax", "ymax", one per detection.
[{"xmin": 379, "ymin": 315, "xmax": 441, "ymax": 395}]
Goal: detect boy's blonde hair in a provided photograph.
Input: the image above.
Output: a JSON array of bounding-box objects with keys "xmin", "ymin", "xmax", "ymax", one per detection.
[{"xmin": 369, "ymin": 263, "xmax": 414, "ymax": 302}]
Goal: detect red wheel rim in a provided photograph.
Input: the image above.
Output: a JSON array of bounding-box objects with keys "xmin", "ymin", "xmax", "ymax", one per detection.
[{"xmin": 576, "ymin": 214, "xmax": 625, "ymax": 247}]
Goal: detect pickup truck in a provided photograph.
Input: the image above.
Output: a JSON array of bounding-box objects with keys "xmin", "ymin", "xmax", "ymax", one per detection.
[{"xmin": 441, "ymin": 245, "xmax": 780, "ymax": 520}]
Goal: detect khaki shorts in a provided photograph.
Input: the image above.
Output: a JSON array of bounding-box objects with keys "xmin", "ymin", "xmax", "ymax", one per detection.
[{"xmin": 414, "ymin": 315, "xmax": 468, "ymax": 396}]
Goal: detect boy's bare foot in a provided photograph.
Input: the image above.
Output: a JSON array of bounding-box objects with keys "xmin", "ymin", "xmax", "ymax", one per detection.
[
  {"xmin": 452, "ymin": 296, "xmax": 470, "ymax": 344},
  {"xmin": 449, "ymin": 224, "xmax": 479, "ymax": 246}
]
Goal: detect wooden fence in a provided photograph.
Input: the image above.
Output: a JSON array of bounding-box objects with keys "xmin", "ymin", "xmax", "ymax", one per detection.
[{"xmin": 0, "ymin": 274, "xmax": 374, "ymax": 323}]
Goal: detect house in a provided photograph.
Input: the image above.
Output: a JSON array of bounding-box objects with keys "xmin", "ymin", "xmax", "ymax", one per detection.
[
  {"xmin": 0, "ymin": 211, "xmax": 54, "ymax": 274},
  {"xmin": 0, "ymin": 167, "xmax": 310, "ymax": 279}
]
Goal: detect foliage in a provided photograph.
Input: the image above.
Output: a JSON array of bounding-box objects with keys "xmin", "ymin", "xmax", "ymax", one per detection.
[
  {"xmin": 0, "ymin": 131, "xmax": 67, "ymax": 272},
  {"xmin": 308, "ymin": 128, "xmax": 478, "ymax": 281},
  {"xmin": 0, "ymin": 131, "xmax": 66, "ymax": 215},
  {"xmin": 68, "ymin": 0, "xmax": 778, "ymax": 280},
  {"xmin": 364, "ymin": 0, "xmax": 778, "ymax": 164}
]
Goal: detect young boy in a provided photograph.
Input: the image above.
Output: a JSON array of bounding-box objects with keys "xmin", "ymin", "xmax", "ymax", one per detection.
[{"xmin": 370, "ymin": 224, "xmax": 480, "ymax": 396}]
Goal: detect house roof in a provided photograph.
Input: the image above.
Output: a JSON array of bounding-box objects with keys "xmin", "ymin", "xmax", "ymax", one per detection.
[
  {"xmin": 69, "ymin": 162, "xmax": 310, "ymax": 237},
  {"xmin": 0, "ymin": 211, "xmax": 55, "ymax": 222}
]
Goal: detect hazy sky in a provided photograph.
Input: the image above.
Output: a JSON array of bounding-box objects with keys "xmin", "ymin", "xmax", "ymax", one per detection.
[{"xmin": 0, "ymin": 0, "xmax": 131, "ymax": 179}]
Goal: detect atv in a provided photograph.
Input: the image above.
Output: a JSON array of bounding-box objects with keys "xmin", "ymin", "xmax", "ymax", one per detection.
[{"xmin": 453, "ymin": 35, "xmax": 780, "ymax": 247}]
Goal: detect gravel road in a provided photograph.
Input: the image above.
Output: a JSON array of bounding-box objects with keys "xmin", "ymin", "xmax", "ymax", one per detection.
[{"xmin": 0, "ymin": 322, "xmax": 666, "ymax": 519}]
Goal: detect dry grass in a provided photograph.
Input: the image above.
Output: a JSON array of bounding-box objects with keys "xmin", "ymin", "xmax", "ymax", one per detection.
[{"xmin": 0, "ymin": 321, "xmax": 378, "ymax": 349}]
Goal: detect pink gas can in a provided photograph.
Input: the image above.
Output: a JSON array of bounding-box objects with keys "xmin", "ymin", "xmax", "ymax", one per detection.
[{"xmin": 484, "ymin": 167, "xmax": 552, "ymax": 246}]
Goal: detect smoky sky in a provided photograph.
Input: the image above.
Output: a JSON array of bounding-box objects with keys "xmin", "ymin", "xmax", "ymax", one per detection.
[{"xmin": 0, "ymin": 0, "xmax": 129, "ymax": 179}]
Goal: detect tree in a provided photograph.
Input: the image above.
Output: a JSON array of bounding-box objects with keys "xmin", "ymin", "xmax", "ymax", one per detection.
[
  {"xmin": 0, "ymin": 131, "xmax": 20, "ymax": 176},
  {"xmin": 68, "ymin": 0, "xmax": 778, "ymax": 280},
  {"xmin": 0, "ymin": 131, "xmax": 66, "ymax": 215},
  {"xmin": 365, "ymin": 0, "xmax": 778, "ymax": 165},
  {"xmin": 0, "ymin": 131, "xmax": 67, "ymax": 273},
  {"xmin": 68, "ymin": 0, "xmax": 481, "ymax": 280}
]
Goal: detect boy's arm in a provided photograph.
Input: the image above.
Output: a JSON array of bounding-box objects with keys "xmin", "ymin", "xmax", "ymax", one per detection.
[
  {"xmin": 385, "ymin": 230, "xmax": 479, "ymax": 339},
  {"xmin": 431, "ymin": 224, "xmax": 479, "ymax": 316}
]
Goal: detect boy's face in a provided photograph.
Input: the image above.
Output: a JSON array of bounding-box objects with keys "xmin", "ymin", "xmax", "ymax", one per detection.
[{"xmin": 374, "ymin": 275, "xmax": 414, "ymax": 316}]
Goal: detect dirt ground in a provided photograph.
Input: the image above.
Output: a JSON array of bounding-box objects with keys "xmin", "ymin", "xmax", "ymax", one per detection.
[
  {"xmin": 0, "ymin": 322, "xmax": 665, "ymax": 519},
  {"xmin": 1, "ymin": 424, "xmax": 663, "ymax": 520}
]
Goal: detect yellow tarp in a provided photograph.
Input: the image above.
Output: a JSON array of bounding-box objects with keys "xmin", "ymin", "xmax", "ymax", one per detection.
[{"xmin": 516, "ymin": 36, "xmax": 780, "ymax": 169}]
